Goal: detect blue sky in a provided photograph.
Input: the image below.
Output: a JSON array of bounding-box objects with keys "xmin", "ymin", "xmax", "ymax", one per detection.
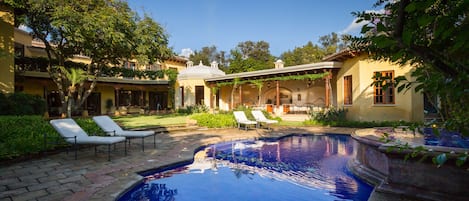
[{"xmin": 127, "ymin": 0, "xmax": 379, "ymax": 57}]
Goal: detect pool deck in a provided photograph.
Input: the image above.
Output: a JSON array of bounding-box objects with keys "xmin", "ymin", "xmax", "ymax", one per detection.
[{"xmin": 0, "ymin": 126, "xmax": 415, "ymax": 201}]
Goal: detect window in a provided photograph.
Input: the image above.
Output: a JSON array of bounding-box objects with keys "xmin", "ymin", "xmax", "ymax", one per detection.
[
  {"xmin": 123, "ymin": 61, "xmax": 136, "ymax": 70},
  {"xmin": 180, "ymin": 86, "xmax": 184, "ymax": 107},
  {"xmin": 195, "ymin": 86, "xmax": 204, "ymax": 105},
  {"xmin": 146, "ymin": 64, "xmax": 161, "ymax": 71},
  {"xmin": 118, "ymin": 90, "xmax": 143, "ymax": 106},
  {"xmin": 14, "ymin": 42, "xmax": 24, "ymax": 57},
  {"xmin": 374, "ymin": 71, "xmax": 395, "ymax": 104},
  {"xmin": 344, "ymin": 75, "xmax": 352, "ymax": 105}
]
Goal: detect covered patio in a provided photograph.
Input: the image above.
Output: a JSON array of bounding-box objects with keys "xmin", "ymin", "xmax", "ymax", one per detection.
[{"xmin": 205, "ymin": 60, "xmax": 342, "ymax": 115}]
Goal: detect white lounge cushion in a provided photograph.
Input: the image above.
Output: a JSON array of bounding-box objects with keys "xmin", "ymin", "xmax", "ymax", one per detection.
[
  {"xmin": 93, "ymin": 115, "xmax": 155, "ymax": 137},
  {"xmin": 50, "ymin": 118, "xmax": 125, "ymax": 144},
  {"xmin": 233, "ymin": 111, "xmax": 257, "ymax": 125},
  {"xmin": 116, "ymin": 130, "xmax": 154, "ymax": 137},
  {"xmin": 252, "ymin": 110, "xmax": 279, "ymax": 124}
]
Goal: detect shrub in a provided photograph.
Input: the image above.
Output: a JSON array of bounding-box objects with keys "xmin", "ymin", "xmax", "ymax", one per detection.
[
  {"xmin": 0, "ymin": 92, "xmax": 46, "ymax": 115},
  {"xmin": 176, "ymin": 104, "xmax": 209, "ymax": 114},
  {"xmin": 0, "ymin": 116, "xmax": 57, "ymax": 159},
  {"xmin": 0, "ymin": 116, "xmax": 104, "ymax": 160},
  {"xmin": 75, "ymin": 118, "xmax": 105, "ymax": 135},
  {"xmin": 303, "ymin": 119, "xmax": 419, "ymax": 128},
  {"xmin": 311, "ymin": 107, "xmax": 347, "ymax": 122},
  {"xmin": 191, "ymin": 113, "xmax": 236, "ymax": 128}
]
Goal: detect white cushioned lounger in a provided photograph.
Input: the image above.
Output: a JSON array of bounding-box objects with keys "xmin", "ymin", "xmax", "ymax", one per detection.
[
  {"xmin": 233, "ymin": 111, "xmax": 257, "ymax": 130},
  {"xmin": 92, "ymin": 115, "xmax": 156, "ymax": 151},
  {"xmin": 49, "ymin": 118, "xmax": 126, "ymax": 161},
  {"xmin": 251, "ymin": 110, "xmax": 278, "ymax": 130}
]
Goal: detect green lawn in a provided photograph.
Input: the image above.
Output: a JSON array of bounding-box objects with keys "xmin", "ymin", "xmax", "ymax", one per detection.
[
  {"xmin": 113, "ymin": 114, "xmax": 189, "ymax": 129},
  {"xmin": 112, "ymin": 114, "xmax": 308, "ymax": 129},
  {"xmin": 277, "ymin": 120, "xmax": 305, "ymax": 127}
]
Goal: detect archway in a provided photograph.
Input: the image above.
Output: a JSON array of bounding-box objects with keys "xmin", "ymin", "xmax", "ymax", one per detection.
[{"xmin": 262, "ymin": 87, "xmax": 292, "ymax": 105}]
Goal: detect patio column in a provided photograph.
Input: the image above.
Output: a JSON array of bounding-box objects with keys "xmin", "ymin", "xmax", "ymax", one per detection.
[
  {"xmin": 114, "ymin": 88, "xmax": 120, "ymax": 108},
  {"xmin": 209, "ymin": 84, "xmax": 214, "ymax": 109},
  {"xmin": 324, "ymin": 70, "xmax": 332, "ymax": 108},
  {"xmin": 276, "ymin": 80, "xmax": 280, "ymax": 108},
  {"xmin": 239, "ymin": 85, "xmax": 243, "ymax": 106}
]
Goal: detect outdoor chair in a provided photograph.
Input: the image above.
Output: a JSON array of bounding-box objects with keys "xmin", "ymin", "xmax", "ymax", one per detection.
[
  {"xmin": 251, "ymin": 110, "xmax": 278, "ymax": 130},
  {"xmin": 92, "ymin": 115, "xmax": 156, "ymax": 152},
  {"xmin": 233, "ymin": 111, "xmax": 258, "ymax": 130},
  {"xmin": 49, "ymin": 118, "xmax": 126, "ymax": 161}
]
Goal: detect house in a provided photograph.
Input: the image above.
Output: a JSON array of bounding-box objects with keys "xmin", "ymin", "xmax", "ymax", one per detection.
[
  {"xmin": 13, "ymin": 27, "xmax": 187, "ymax": 116},
  {"xmin": 1, "ymin": 4, "xmax": 424, "ymax": 122},
  {"xmin": 0, "ymin": 5, "xmax": 187, "ymax": 116},
  {"xmin": 178, "ymin": 51, "xmax": 424, "ymax": 122}
]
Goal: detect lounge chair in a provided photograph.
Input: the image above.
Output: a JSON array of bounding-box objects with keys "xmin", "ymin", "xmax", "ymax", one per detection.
[
  {"xmin": 49, "ymin": 118, "xmax": 126, "ymax": 161},
  {"xmin": 92, "ymin": 115, "xmax": 156, "ymax": 152},
  {"xmin": 252, "ymin": 110, "xmax": 278, "ymax": 130},
  {"xmin": 233, "ymin": 111, "xmax": 257, "ymax": 130}
]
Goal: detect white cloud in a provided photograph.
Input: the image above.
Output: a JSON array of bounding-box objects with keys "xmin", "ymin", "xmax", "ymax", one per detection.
[
  {"xmin": 340, "ymin": 9, "xmax": 385, "ymax": 35},
  {"xmin": 179, "ymin": 48, "xmax": 194, "ymax": 58},
  {"xmin": 18, "ymin": 24, "xmax": 30, "ymax": 32},
  {"xmin": 340, "ymin": 19, "xmax": 369, "ymax": 34}
]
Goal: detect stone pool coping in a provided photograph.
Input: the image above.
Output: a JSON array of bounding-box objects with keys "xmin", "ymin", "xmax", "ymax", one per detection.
[
  {"xmin": 351, "ymin": 128, "xmax": 469, "ymax": 201},
  {"xmin": 0, "ymin": 126, "xmax": 357, "ymax": 201}
]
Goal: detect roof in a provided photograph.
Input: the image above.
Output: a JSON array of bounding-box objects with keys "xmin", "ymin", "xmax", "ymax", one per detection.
[
  {"xmin": 20, "ymin": 71, "xmax": 169, "ymax": 85},
  {"xmin": 205, "ymin": 61, "xmax": 342, "ymax": 82},
  {"xmin": 322, "ymin": 49, "xmax": 359, "ymax": 62},
  {"xmin": 165, "ymin": 56, "xmax": 189, "ymax": 63},
  {"xmin": 178, "ymin": 61, "xmax": 226, "ymax": 80}
]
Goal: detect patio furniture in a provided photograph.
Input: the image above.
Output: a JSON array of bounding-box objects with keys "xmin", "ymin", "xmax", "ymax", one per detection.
[
  {"xmin": 251, "ymin": 110, "xmax": 278, "ymax": 130},
  {"xmin": 233, "ymin": 111, "xmax": 258, "ymax": 130},
  {"xmin": 49, "ymin": 118, "xmax": 126, "ymax": 161},
  {"xmin": 92, "ymin": 115, "xmax": 156, "ymax": 152}
]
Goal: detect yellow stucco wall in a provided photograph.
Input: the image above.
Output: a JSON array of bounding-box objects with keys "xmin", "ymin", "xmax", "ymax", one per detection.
[
  {"xmin": 176, "ymin": 79, "xmax": 211, "ymax": 108},
  {"xmin": 336, "ymin": 54, "xmax": 424, "ymax": 122},
  {"xmin": 0, "ymin": 5, "xmax": 15, "ymax": 93},
  {"xmin": 97, "ymin": 85, "xmax": 116, "ymax": 114}
]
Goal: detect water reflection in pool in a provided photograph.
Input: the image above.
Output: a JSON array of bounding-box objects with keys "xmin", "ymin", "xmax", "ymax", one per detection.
[{"xmin": 119, "ymin": 134, "xmax": 373, "ymax": 201}]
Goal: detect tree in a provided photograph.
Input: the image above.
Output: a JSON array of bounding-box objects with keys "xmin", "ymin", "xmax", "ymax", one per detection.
[
  {"xmin": 318, "ymin": 32, "xmax": 351, "ymax": 55},
  {"xmin": 7, "ymin": 0, "xmax": 172, "ymax": 117},
  {"xmin": 226, "ymin": 41, "xmax": 275, "ymax": 73},
  {"xmin": 280, "ymin": 41, "xmax": 324, "ymax": 66},
  {"xmin": 189, "ymin": 46, "xmax": 226, "ymax": 67},
  {"xmin": 351, "ymin": 0, "xmax": 469, "ymax": 135},
  {"xmin": 280, "ymin": 33, "xmax": 351, "ymax": 66},
  {"xmin": 57, "ymin": 67, "xmax": 94, "ymax": 117},
  {"xmin": 134, "ymin": 14, "xmax": 173, "ymax": 66}
]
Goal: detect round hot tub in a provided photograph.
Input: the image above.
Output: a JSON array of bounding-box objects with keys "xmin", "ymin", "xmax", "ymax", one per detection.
[{"xmin": 349, "ymin": 128, "xmax": 469, "ymax": 201}]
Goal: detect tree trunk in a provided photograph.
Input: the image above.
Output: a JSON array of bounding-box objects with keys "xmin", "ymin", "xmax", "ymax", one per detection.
[{"xmin": 67, "ymin": 95, "xmax": 72, "ymax": 118}]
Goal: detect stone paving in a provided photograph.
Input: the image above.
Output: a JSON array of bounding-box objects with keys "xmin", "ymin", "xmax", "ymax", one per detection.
[{"xmin": 0, "ymin": 126, "xmax": 357, "ymax": 201}]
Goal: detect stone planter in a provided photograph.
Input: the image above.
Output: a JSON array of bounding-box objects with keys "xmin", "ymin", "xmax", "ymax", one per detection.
[{"xmin": 349, "ymin": 128, "xmax": 469, "ymax": 201}]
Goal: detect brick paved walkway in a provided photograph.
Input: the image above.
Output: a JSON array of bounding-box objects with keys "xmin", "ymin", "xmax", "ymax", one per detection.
[{"xmin": 0, "ymin": 126, "xmax": 356, "ymax": 201}]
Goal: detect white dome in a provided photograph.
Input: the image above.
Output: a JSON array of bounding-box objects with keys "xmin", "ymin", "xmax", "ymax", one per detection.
[{"xmin": 178, "ymin": 61, "xmax": 225, "ymax": 80}]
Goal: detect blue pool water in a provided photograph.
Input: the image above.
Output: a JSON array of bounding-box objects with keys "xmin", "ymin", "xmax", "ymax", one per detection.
[
  {"xmin": 422, "ymin": 128, "xmax": 469, "ymax": 148},
  {"xmin": 119, "ymin": 134, "xmax": 373, "ymax": 201}
]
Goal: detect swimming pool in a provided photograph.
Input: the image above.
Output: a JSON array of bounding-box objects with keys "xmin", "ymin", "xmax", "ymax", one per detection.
[{"xmin": 118, "ymin": 134, "xmax": 373, "ymax": 201}]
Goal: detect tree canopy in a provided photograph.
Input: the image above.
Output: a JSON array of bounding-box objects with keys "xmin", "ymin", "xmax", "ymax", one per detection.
[
  {"xmin": 6, "ymin": 0, "xmax": 172, "ymax": 117},
  {"xmin": 226, "ymin": 41, "xmax": 275, "ymax": 74},
  {"xmin": 280, "ymin": 32, "xmax": 351, "ymax": 66},
  {"xmin": 351, "ymin": 0, "xmax": 469, "ymax": 134},
  {"xmin": 280, "ymin": 41, "xmax": 324, "ymax": 66},
  {"xmin": 189, "ymin": 46, "xmax": 226, "ymax": 68}
]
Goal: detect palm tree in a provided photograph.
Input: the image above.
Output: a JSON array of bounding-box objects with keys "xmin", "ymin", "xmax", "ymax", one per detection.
[{"xmin": 58, "ymin": 66, "xmax": 94, "ymax": 117}]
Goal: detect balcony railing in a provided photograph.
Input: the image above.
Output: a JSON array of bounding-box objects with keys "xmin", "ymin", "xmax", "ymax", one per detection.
[{"xmin": 14, "ymin": 57, "xmax": 167, "ymax": 81}]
